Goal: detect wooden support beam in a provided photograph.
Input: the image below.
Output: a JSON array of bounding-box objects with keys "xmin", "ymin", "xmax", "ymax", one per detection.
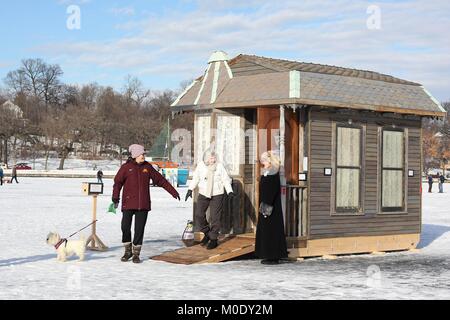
[{"xmin": 288, "ymin": 234, "xmax": 420, "ymax": 258}]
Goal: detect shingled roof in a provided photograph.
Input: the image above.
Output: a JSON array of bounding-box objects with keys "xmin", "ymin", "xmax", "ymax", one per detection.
[
  {"xmin": 229, "ymin": 54, "xmax": 420, "ymax": 86},
  {"xmin": 172, "ymin": 52, "xmax": 446, "ymax": 117}
]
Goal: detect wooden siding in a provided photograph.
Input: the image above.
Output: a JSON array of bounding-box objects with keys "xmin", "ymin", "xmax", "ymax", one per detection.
[{"xmin": 308, "ymin": 108, "xmax": 422, "ymax": 239}]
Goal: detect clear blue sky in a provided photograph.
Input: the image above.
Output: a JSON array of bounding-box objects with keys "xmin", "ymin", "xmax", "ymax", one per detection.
[{"xmin": 0, "ymin": 0, "xmax": 449, "ymax": 101}]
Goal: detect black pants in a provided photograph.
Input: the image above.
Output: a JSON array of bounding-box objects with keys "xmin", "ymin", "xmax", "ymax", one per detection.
[
  {"xmin": 121, "ymin": 210, "xmax": 149, "ymax": 246},
  {"xmin": 428, "ymin": 182, "xmax": 433, "ymax": 192},
  {"xmin": 11, "ymin": 175, "xmax": 18, "ymax": 183},
  {"xmin": 195, "ymin": 194, "xmax": 224, "ymax": 240},
  {"xmin": 0, "ymin": 177, "xmax": 3, "ymax": 185}
]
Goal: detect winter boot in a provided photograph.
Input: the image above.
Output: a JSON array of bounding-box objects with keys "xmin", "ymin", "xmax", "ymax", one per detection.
[
  {"xmin": 121, "ymin": 242, "xmax": 132, "ymax": 262},
  {"xmin": 132, "ymin": 245, "xmax": 142, "ymax": 264},
  {"xmin": 200, "ymin": 234, "xmax": 210, "ymax": 247},
  {"xmin": 206, "ymin": 239, "xmax": 218, "ymax": 250}
]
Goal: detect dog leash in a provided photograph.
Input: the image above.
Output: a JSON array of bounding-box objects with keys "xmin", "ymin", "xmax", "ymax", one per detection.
[
  {"xmin": 55, "ymin": 220, "xmax": 98, "ymax": 250},
  {"xmin": 67, "ymin": 220, "xmax": 98, "ymax": 239}
]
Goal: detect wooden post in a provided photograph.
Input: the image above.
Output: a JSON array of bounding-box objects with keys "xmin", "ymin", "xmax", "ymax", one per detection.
[
  {"xmin": 92, "ymin": 195, "xmax": 97, "ymax": 235},
  {"xmin": 86, "ymin": 195, "xmax": 108, "ymax": 251}
]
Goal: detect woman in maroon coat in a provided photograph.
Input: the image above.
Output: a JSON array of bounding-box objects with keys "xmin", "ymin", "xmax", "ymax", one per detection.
[{"xmin": 112, "ymin": 144, "xmax": 180, "ymax": 263}]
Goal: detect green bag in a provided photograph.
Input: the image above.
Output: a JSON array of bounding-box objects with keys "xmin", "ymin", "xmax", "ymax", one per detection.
[{"xmin": 107, "ymin": 202, "xmax": 117, "ymax": 214}]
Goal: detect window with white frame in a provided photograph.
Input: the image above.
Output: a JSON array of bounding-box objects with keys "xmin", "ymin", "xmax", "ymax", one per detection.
[
  {"xmin": 381, "ymin": 130, "xmax": 405, "ymax": 212},
  {"xmin": 336, "ymin": 126, "xmax": 362, "ymax": 213}
]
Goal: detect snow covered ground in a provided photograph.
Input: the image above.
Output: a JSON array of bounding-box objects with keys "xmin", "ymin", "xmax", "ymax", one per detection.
[{"xmin": 0, "ymin": 178, "xmax": 449, "ymax": 300}]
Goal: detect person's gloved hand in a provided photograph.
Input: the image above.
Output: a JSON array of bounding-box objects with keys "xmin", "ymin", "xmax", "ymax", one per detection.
[
  {"xmin": 185, "ymin": 190, "xmax": 193, "ymax": 201},
  {"xmin": 112, "ymin": 198, "xmax": 119, "ymax": 209},
  {"xmin": 228, "ymin": 192, "xmax": 235, "ymax": 198}
]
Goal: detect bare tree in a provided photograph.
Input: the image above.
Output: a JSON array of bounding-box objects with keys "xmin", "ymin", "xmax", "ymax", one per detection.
[
  {"xmin": 0, "ymin": 104, "xmax": 26, "ymax": 165},
  {"xmin": 123, "ymin": 75, "xmax": 151, "ymax": 108},
  {"xmin": 79, "ymin": 83, "xmax": 100, "ymax": 110},
  {"xmin": 422, "ymin": 101, "xmax": 450, "ymax": 174},
  {"xmin": 441, "ymin": 101, "xmax": 450, "ymax": 138},
  {"xmin": 40, "ymin": 63, "xmax": 63, "ymax": 106},
  {"xmin": 4, "ymin": 58, "xmax": 63, "ymax": 106},
  {"xmin": 56, "ymin": 105, "xmax": 96, "ymax": 170},
  {"xmin": 2, "ymin": 58, "xmax": 195, "ymax": 167}
]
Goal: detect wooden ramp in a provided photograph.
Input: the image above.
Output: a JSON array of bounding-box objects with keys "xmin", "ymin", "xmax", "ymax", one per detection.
[{"xmin": 150, "ymin": 234, "xmax": 255, "ymax": 265}]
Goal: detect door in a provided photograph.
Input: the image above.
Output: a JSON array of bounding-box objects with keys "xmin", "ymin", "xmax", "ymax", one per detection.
[
  {"xmin": 257, "ymin": 107, "xmax": 299, "ymax": 183},
  {"xmin": 256, "ymin": 107, "xmax": 299, "ymax": 226}
]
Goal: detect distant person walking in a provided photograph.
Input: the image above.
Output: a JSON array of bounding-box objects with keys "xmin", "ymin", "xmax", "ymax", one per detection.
[
  {"xmin": 439, "ymin": 174, "xmax": 446, "ymax": 193},
  {"xmin": 428, "ymin": 175, "xmax": 433, "ymax": 193},
  {"xmin": 11, "ymin": 165, "xmax": 19, "ymax": 184},
  {"xmin": 0, "ymin": 167, "xmax": 4, "ymax": 186},
  {"xmin": 97, "ymin": 169, "xmax": 104, "ymax": 184}
]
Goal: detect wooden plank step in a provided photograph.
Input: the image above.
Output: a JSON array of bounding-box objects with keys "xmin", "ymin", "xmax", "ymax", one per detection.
[{"xmin": 150, "ymin": 234, "xmax": 256, "ymax": 264}]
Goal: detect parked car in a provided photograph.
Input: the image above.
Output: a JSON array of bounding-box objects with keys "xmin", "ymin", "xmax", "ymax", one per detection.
[{"xmin": 15, "ymin": 163, "xmax": 32, "ymax": 170}]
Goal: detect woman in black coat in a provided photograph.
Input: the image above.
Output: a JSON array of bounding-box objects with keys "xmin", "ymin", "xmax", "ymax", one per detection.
[{"xmin": 255, "ymin": 151, "xmax": 288, "ymax": 265}]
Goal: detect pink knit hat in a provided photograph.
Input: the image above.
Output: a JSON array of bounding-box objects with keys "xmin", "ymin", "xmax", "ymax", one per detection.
[{"xmin": 129, "ymin": 144, "xmax": 145, "ymax": 158}]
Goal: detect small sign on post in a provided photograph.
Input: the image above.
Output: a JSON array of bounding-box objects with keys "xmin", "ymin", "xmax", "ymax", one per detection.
[{"xmin": 82, "ymin": 182, "xmax": 108, "ymax": 251}]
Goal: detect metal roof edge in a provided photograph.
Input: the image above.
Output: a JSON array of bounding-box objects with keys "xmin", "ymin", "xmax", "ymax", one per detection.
[
  {"xmin": 171, "ymin": 80, "xmax": 199, "ymax": 107},
  {"xmin": 421, "ymin": 86, "xmax": 447, "ymax": 113}
]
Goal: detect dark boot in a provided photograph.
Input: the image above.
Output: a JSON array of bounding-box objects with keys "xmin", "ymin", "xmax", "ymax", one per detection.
[
  {"xmin": 200, "ymin": 234, "xmax": 210, "ymax": 247},
  {"xmin": 120, "ymin": 242, "xmax": 132, "ymax": 262},
  {"xmin": 206, "ymin": 239, "xmax": 218, "ymax": 250},
  {"xmin": 132, "ymin": 245, "xmax": 142, "ymax": 264}
]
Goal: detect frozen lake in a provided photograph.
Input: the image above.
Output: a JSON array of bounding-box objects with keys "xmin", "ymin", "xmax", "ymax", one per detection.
[{"xmin": 0, "ymin": 178, "xmax": 449, "ymax": 299}]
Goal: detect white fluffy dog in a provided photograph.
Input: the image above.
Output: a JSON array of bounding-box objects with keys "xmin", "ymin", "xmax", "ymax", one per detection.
[{"xmin": 46, "ymin": 232, "xmax": 86, "ymax": 262}]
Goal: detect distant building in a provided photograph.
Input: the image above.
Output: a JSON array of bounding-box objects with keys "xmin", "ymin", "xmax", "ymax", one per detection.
[{"xmin": 2, "ymin": 100, "xmax": 24, "ymax": 118}]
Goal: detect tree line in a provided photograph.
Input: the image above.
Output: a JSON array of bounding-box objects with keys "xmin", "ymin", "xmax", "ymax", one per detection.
[
  {"xmin": 0, "ymin": 58, "xmax": 193, "ymax": 170},
  {"xmin": 422, "ymin": 102, "xmax": 450, "ymax": 174}
]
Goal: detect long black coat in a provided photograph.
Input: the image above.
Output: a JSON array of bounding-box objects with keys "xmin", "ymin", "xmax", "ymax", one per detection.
[{"xmin": 255, "ymin": 172, "xmax": 288, "ymax": 260}]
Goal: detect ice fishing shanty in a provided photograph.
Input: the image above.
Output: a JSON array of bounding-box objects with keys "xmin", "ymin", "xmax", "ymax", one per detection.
[{"xmin": 169, "ymin": 51, "xmax": 446, "ymax": 261}]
